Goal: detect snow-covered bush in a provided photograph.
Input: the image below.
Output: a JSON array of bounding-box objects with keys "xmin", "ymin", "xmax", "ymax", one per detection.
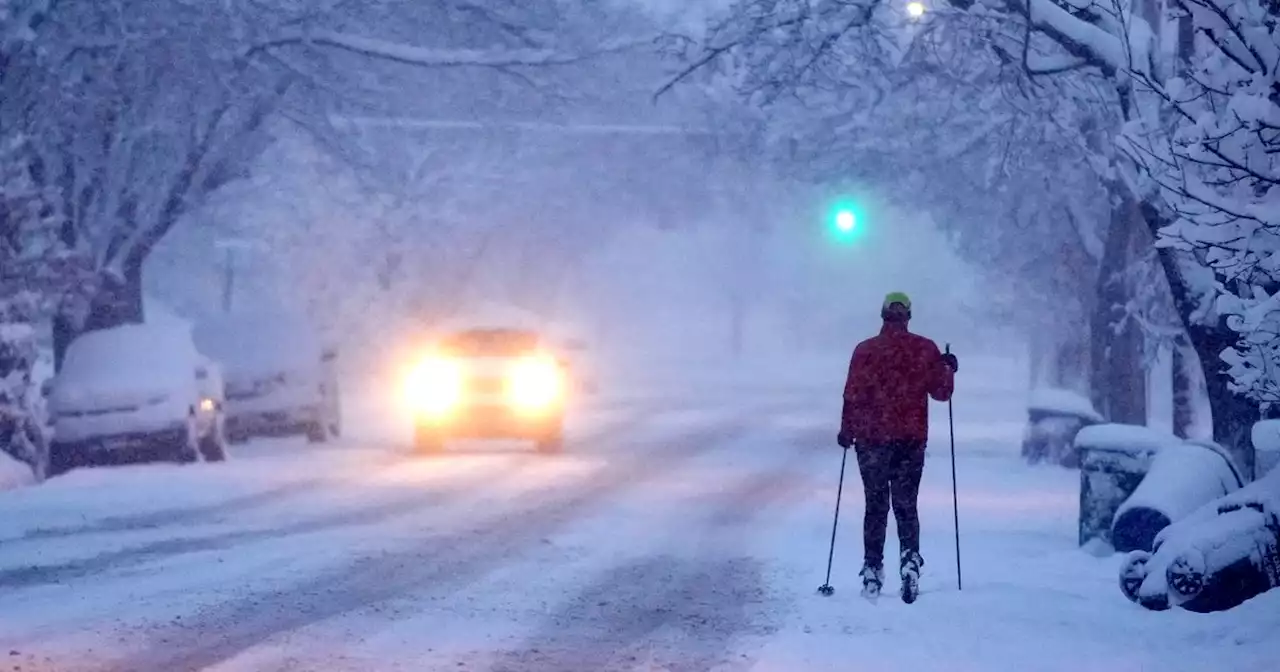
[
  {"xmin": 0, "ymin": 319, "xmax": 46, "ymax": 479},
  {"xmin": 0, "ymin": 133, "xmax": 58, "ymax": 480}
]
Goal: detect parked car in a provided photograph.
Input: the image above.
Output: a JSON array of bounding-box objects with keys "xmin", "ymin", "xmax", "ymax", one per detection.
[
  {"xmin": 404, "ymin": 327, "xmax": 567, "ymax": 454},
  {"xmin": 45, "ymin": 324, "xmax": 227, "ymax": 477},
  {"xmin": 194, "ymin": 312, "xmax": 340, "ymax": 444}
]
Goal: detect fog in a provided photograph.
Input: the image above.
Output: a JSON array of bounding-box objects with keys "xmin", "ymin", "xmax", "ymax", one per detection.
[
  {"xmin": 4, "ymin": 0, "xmax": 1279, "ymax": 663},
  {"xmin": 145, "ymin": 129, "xmax": 999, "ymax": 379}
]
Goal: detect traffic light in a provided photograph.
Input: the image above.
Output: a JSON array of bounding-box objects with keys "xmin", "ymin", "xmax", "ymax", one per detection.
[{"xmin": 827, "ymin": 198, "xmax": 865, "ymax": 242}]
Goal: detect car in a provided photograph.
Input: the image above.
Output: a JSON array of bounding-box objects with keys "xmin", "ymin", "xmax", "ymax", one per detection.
[
  {"xmin": 194, "ymin": 312, "xmax": 341, "ymax": 444},
  {"xmin": 403, "ymin": 327, "xmax": 568, "ymax": 453},
  {"xmin": 45, "ymin": 323, "xmax": 227, "ymax": 477}
]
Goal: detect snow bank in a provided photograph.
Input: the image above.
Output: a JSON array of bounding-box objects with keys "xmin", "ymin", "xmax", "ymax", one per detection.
[
  {"xmin": 1112, "ymin": 442, "xmax": 1242, "ymax": 553},
  {"xmin": 1028, "ymin": 387, "xmax": 1103, "ymax": 422}
]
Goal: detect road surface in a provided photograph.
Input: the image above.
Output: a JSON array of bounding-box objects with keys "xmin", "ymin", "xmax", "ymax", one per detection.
[{"xmin": 1, "ymin": 382, "xmax": 1276, "ymax": 671}]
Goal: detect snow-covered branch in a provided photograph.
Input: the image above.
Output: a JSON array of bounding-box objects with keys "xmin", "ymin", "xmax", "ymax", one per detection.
[{"xmin": 249, "ymin": 29, "xmax": 648, "ymax": 69}]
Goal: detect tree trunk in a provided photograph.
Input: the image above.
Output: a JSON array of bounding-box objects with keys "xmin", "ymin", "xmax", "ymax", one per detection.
[
  {"xmin": 53, "ymin": 262, "xmax": 146, "ymax": 370},
  {"xmin": 1173, "ymin": 341, "xmax": 1198, "ymax": 438},
  {"xmin": 1142, "ymin": 203, "xmax": 1258, "ymax": 480},
  {"xmin": 1091, "ymin": 192, "xmax": 1147, "ymax": 424},
  {"xmin": 1193, "ymin": 323, "xmax": 1259, "ymax": 480}
]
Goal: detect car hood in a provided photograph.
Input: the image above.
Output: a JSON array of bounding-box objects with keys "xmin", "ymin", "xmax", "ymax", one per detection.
[{"xmin": 52, "ymin": 381, "xmax": 181, "ymax": 415}]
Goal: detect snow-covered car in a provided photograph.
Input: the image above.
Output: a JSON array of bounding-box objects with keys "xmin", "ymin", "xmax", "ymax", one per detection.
[
  {"xmin": 403, "ymin": 327, "xmax": 567, "ymax": 453},
  {"xmin": 45, "ymin": 324, "xmax": 228, "ymax": 477},
  {"xmin": 194, "ymin": 313, "xmax": 340, "ymax": 444},
  {"xmin": 1120, "ymin": 466, "xmax": 1280, "ymax": 613}
]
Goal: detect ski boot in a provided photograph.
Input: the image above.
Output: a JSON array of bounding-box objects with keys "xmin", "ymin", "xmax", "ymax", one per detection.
[
  {"xmin": 900, "ymin": 550, "xmax": 924, "ymax": 604},
  {"xmin": 859, "ymin": 564, "xmax": 884, "ymax": 601}
]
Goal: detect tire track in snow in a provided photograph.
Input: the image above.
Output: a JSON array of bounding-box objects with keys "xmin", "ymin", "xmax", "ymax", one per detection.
[
  {"xmin": 488, "ymin": 555, "xmax": 771, "ymax": 672},
  {"xmin": 482, "ymin": 429, "xmax": 828, "ymax": 671},
  {"xmin": 7, "ymin": 405, "xmax": 662, "ymax": 545},
  {"xmin": 102, "ymin": 402, "xmax": 802, "ymax": 672},
  {"xmin": 0, "ymin": 412, "xmax": 667, "ymax": 589}
]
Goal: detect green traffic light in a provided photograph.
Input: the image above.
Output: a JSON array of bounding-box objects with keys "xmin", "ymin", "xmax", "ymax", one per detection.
[
  {"xmin": 828, "ymin": 198, "xmax": 865, "ymax": 241},
  {"xmin": 835, "ymin": 210, "xmax": 857, "ymax": 233}
]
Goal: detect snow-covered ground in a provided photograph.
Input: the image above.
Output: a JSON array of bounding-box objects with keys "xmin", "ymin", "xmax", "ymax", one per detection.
[{"xmin": 1, "ymin": 354, "xmax": 1276, "ymax": 671}]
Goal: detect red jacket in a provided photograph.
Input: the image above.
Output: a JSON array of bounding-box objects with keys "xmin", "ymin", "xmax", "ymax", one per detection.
[{"xmin": 842, "ymin": 322, "xmax": 954, "ymax": 444}]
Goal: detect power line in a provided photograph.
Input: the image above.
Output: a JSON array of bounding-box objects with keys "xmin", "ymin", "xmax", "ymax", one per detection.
[{"xmin": 331, "ymin": 116, "xmax": 716, "ymax": 137}]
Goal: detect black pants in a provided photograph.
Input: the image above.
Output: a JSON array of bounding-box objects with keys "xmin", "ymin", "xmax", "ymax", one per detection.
[{"xmin": 855, "ymin": 441, "xmax": 926, "ymax": 569}]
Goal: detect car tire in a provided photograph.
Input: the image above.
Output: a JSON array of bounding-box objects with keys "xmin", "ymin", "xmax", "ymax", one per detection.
[
  {"xmin": 199, "ymin": 421, "xmax": 229, "ymax": 462},
  {"xmin": 328, "ymin": 385, "xmax": 343, "ymax": 438},
  {"xmin": 306, "ymin": 420, "xmax": 330, "ymax": 444},
  {"xmin": 177, "ymin": 419, "xmax": 201, "ymax": 464},
  {"xmin": 413, "ymin": 426, "xmax": 444, "ymax": 453}
]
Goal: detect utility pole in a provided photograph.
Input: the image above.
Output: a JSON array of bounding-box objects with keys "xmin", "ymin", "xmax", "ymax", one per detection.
[{"xmin": 221, "ymin": 246, "xmax": 234, "ymax": 313}]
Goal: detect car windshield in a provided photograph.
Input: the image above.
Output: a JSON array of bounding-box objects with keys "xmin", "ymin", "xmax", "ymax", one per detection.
[{"xmin": 439, "ymin": 329, "xmax": 540, "ymax": 356}]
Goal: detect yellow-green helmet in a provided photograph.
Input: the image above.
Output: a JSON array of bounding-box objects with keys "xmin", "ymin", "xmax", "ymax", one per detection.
[{"xmin": 882, "ymin": 292, "xmax": 912, "ymax": 311}]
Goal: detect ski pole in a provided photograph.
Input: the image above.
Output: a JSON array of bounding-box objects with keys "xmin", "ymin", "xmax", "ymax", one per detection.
[
  {"xmin": 946, "ymin": 344, "xmax": 962, "ymax": 591},
  {"xmin": 818, "ymin": 445, "xmax": 849, "ymax": 596}
]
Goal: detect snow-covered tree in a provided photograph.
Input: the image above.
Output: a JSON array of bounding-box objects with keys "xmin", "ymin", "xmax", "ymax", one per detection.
[
  {"xmin": 1, "ymin": 0, "xmax": 649, "ymax": 368},
  {"xmin": 667, "ymin": 0, "xmax": 1277, "ymax": 468}
]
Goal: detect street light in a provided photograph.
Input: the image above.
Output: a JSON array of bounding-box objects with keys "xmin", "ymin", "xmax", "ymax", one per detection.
[{"xmin": 906, "ymin": 1, "xmax": 926, "ymax": 18}]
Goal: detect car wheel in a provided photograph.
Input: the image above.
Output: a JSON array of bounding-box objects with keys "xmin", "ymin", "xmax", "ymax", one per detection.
[
  {"xmin": 327, "ymin": 410, "xmax": 342, "ymax": 439},
  {"xmin": 199, "ymin": 421, "xmax": 229, "ymax": 462},
  {"xmin": 328, "ymin": 386, "xmax": 343, "ymax": 438},
  {"xmin": 413, "ymin": 426, "xmax": 444, "ymax": 453},
  {"xmin": 177, "ymin": 428, "xmax": 200, "ymax": 464},
  {"xmin": 306, "ymin": 420, "xmax": 330, "ymax": 444}
]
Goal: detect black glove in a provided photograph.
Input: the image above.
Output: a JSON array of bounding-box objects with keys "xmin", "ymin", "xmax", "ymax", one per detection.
[
  {"xmin": 941, "ymin": 352, "xmax": 958, "ymax": 373},
  {"xmin": 837, "ymin": 431, "xmax": 853, "ymax": 449}
]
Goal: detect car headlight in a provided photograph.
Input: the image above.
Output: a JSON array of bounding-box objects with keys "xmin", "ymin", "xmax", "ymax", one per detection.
[
  {"xmin": 506, "ymin": 356, "xmax": 563, "ymax": 413},
  {"xmin": 405, "ymin": 356, "xmax": 464, "ymax": 415}
]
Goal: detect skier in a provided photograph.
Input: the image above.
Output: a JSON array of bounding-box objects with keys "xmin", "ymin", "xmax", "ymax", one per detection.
[{"xmin": 838, "ymin": 292, "xmax": 957, "ymax": 602}]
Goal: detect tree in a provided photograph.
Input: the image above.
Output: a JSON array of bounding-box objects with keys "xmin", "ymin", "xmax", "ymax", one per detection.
[
  {"xmin": 666, "ymin": 0, "xmax": 1277, "ymax": 469},
  {"xmin": 1, "ymin": 0, "xmax": 649, "ymax": 371},
  {"xmin": 662, "ymin": 0, "xmax": 1142, "ymax": 409}
]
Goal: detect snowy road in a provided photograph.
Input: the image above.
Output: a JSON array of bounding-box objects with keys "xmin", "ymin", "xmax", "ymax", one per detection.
[{"xmin": 2, "ymin": 377, "xmax": 1278, "ymax": 671}]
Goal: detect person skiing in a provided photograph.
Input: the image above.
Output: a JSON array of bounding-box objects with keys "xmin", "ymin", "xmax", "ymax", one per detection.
[{"xmin": 838, "ymin": 292, "xmax": 957, "ymax": 602}]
